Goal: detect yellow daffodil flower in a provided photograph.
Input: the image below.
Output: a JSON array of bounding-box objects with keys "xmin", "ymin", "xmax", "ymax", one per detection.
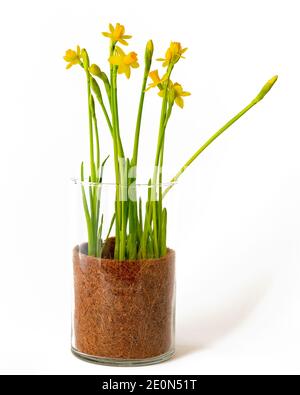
[
  {"xmin": 159, "ymin": 82, "xmax": 191, "ymax": 108},
  {"xmin": 109, "ymin": 48, "xmax": 139, "ymax": 79},
  {"xmin": 63, "ymin": 46, "xmax": 82, "ymax": 69},
  {"xmin": 102, "ymin": 23, "xmax": 132, "ymax": 46},
  {"xmin": 146, "ymin": 70, "xmax": 167, "ymax": 91},
  {"xmin": 157, "ymin": 42, "xmax": 187, "ymax": 67}
]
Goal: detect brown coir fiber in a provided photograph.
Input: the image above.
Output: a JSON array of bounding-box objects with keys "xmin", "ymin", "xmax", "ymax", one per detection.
[{"xmin": 73, "ymin": 241, "xmax": 175, "ymax": 360}]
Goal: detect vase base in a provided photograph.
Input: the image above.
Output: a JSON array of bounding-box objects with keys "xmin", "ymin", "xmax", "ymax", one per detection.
[{"xmin": 71, "ymin": 347, "xmax": 175, "ymax": 367}]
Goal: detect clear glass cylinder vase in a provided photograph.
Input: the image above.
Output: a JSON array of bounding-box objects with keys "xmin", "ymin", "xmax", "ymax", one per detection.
[{"xmin": 70, "ymin": 180, "xmax": 178, "ymax": 366}]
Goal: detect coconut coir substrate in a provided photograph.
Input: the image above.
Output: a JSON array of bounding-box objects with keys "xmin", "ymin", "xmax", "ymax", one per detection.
[{"xmin": 73, "ymin": 241, "xmax": 175, "ymax": 360}]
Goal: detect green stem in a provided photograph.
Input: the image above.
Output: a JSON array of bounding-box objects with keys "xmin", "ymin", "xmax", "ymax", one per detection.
[
  {"xmin": 99, "ymin": 72, "xmax": 111, "ymax": 105},
  {"xmin": 151, "ymin": 67, "xmax": 173, "ymax": 257},
  {"xmin": 105, "ymin": 213, "xmax": 116, "ymax": 241},
  {"xmin": 109, "ymin": 44, "xmax": 125, "ymax": 259},
  {"xmin": 89, "ymin": 183, "xmax": 96, "ymax": 256},
  {"xmin": 163, "ymin": 99, "xmax": 263, "ymax": 197},
  {"xmin": 85, "ymin": 73, "xmax": 96, "ymax": 183},
  {"xmin": 111, "ymin": 67, "xmax": 124, "ymax": 158},
  {"xmin": 152, "ymin": 67, "xmax": 173, "ymax": 183},
  {"xmin": 89, "ymin": 94, "xmax": 101, "ymax": 257},
  {"xmin": 161, "ymin": 208, "xmax": 167, "ymax": 257},
  {"xmin": 84, "ymin": 67, "xmax": 97, "ymax": 256},
  {"xmin": 97, "ymin": 214, "xmax": 104, "ymax": 257},
  {"xmin": 131, "ymin": 67, "xmax": 150, "ymax": 167},
  {"xmin": 163, "ymin": 76, "xmax": 278, "ymax": 197},
  {"xmin": 81, "ymin": 162, "xmax": 93, "ymax": 253},
  {"xmin": 92, "ymin": 84, "xmax": 113, "ymax": 135},
  {"xmin": 139, "ymin": 180, "xmax": 152, "ymax": 258},
  {"xmin": 128, "ymin": 58, "xmax": 152, "ymax": 260},
  {"xmin": 91, "ymin": 97, "xmax": 100, "ymax": 175}
]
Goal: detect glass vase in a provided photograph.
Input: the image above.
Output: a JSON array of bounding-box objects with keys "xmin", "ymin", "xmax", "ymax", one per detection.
[{"xmin": 70, "ymin": 180, "xmax": 177, "ymax": 366}]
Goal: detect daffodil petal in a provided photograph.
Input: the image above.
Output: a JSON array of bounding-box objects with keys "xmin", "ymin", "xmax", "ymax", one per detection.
[
  {"xmin": 119, "ymin": 39, "xmax": 129, "ymax": 46},
  {"xmin": 161, "ymin": 73, "xmax": 168, "ymax": 82},
  {"xmin": 175, "ymin": 96, "xmax": 184, "ymax": 108},
  {"xmin": 109, "ymin": 55, "xmax": 122, "ymax": 65},
  {"xmin": 116, "ymin": 47, "xmax": 125, "ymax": 56},
  {"xmin": 125, "ymin": 67, "xmax": 131, "ymax": 79},
  {"xmin": 146, "ymin": 84, "xmax": 156, "ymax": 91},
  {"xmin": 118, "ymin": 64, "xmax": 126, "ymax": 74}
]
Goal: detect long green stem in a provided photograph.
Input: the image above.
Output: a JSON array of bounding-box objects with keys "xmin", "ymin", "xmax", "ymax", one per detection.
[
  {"xmin": 152, "ymin": 67, "xmax": 174, "ymax": 182},
  {"xmin": 84, "ymin": 67, "xmax": 98, "ymax": 255},
  {"xmin": 99, "ymin": 101, "xmax": 113, "ymax": 134},
  {"xmin": 150, "ymin": 67, "xmax": 173, "ymax": 257},
  {"xmin": 92, "ymin": 114, "xmax": 101, "ymax": 251},
  {"xmin": 109, "ymin": 43, "xmax": 126, "ymax": 260},
  {"xmin": 111, "ymin": 68, "xmax": 125, "ymax": 158},
  {"xmin": 127, "ymin": 42, "xmax": 153, "ymax": 260},
  {"xmin": 112, "ymin": 69, "xmax": 126, "ymax": 259},
  {"xmin": 85, "ymin": 75, "xmax": 96, "ymax": 183},
  {"xmin": 139, "ymin": 180, "xmax": 153, "ymax": 259},
  {"xmin": 81, "ymin": 162, "xmax": 92, "ymax": 251},
  {"xmin": 105, "ymin": 213, "xmax": 116, "ymax": 241},
  {"xmin": 109, "ymin": 45, "xmax": 120, "ymax": 259},
  {"xmin": 90, "ymin": 95, "xmax": 100, "ymax": 175},
  {"xmin": 131, "ymin": 66, "xmax": 151, "ymax": 167},
  {"xmin": 91, "ymin": 78, "xmax": 113, "ymax": 135},
  {"xmin": 163, "ymin": 79, "xmax": 277, "ymax": 198}
]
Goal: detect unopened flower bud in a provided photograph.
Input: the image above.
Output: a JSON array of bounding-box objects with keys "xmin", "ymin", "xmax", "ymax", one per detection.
[
  {"xmin": 81, "ymin": 48, "xmax": 90, "ymax": 69},
  {"xmin": 145, "ymin": 40, "xmax": 154, "ymax": 68},
  {"xmin": 89, "ymin": 64, "xmax": 102, "ymax": 78},
  {"xmin": 256, "ymin": 75, "xmax": 278, "ymax": 102}
]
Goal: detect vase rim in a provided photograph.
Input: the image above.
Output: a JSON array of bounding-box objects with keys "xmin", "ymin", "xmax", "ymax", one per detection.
[{"xmin": 71, "ymin": 178, "xmax": 178, "ymax": 188}]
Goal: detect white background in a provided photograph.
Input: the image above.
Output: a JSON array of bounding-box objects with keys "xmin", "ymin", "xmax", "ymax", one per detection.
[{"xmin": 0, "ymin": 0, "xmax": 299, "ymax": 375}]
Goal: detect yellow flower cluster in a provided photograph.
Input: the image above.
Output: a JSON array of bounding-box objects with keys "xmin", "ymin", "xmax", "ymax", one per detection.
[
  {"xmin": 146, "ymin": 42, "xmax": 190, "ymax": 108},
  {"xmin": 63, "ymin": 25, "xmax": 189, "ymax": 102}
]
